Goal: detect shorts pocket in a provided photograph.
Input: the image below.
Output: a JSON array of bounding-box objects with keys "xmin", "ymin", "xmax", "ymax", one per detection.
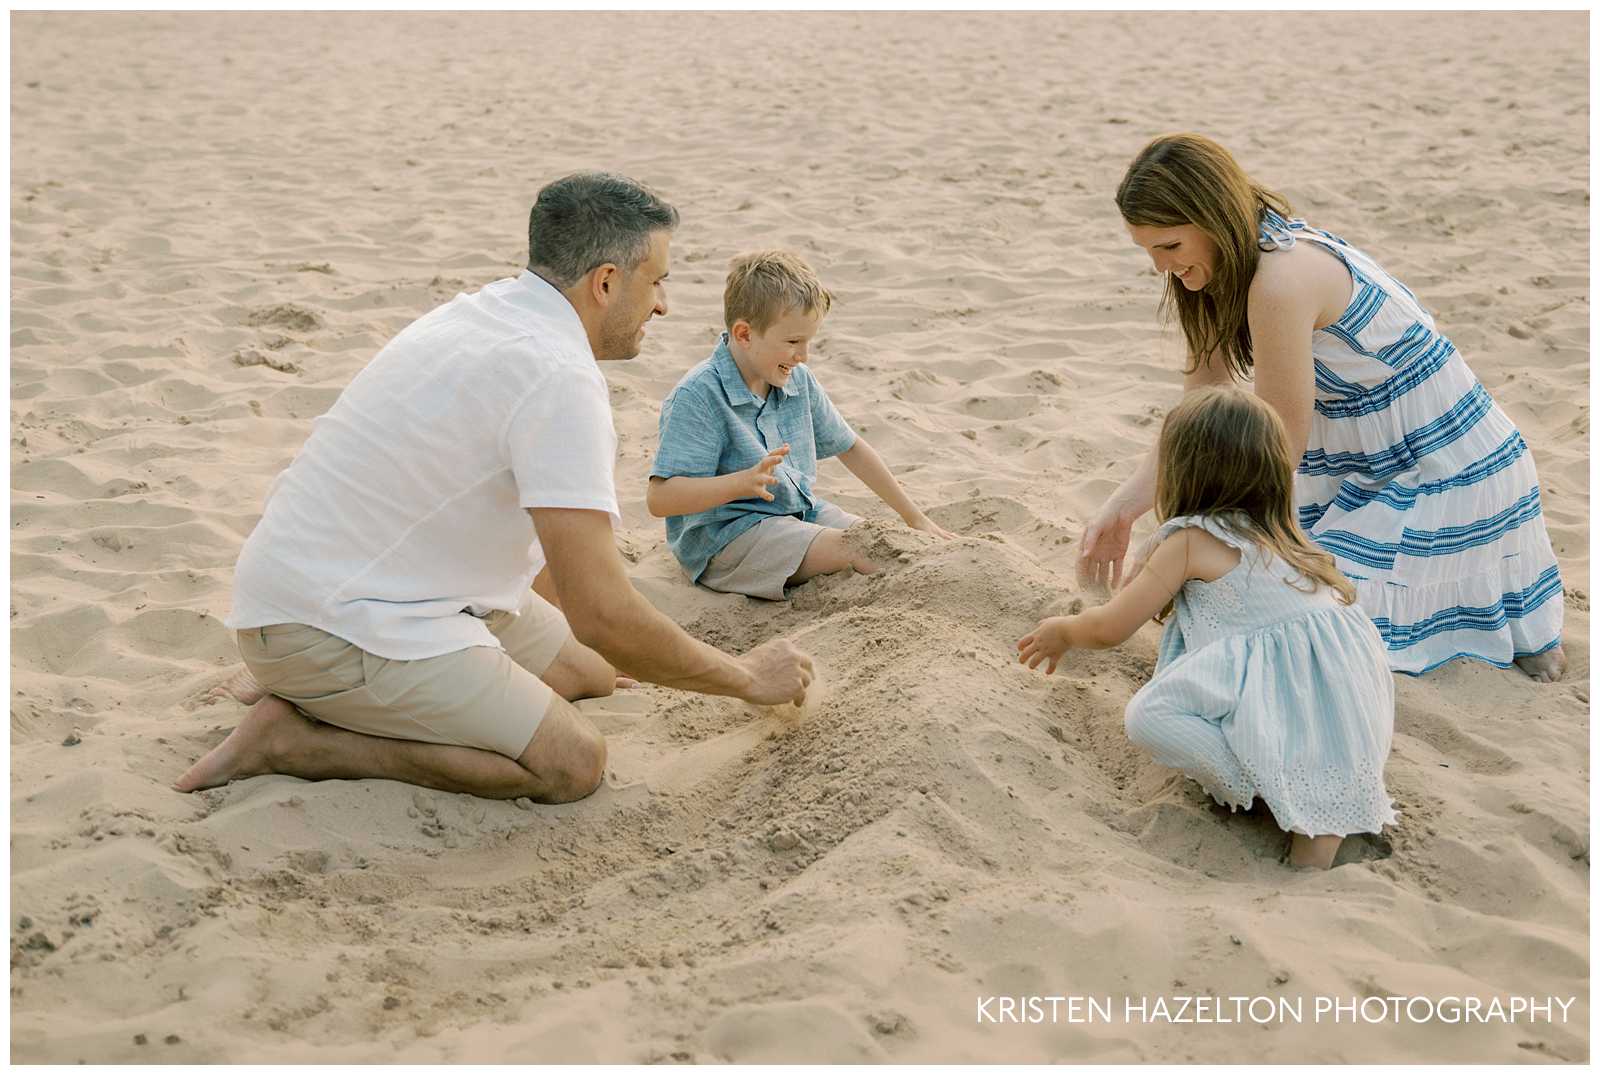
[{"xmin": 241, "ymin": 625, "xmax": 366, "ymax": 700}]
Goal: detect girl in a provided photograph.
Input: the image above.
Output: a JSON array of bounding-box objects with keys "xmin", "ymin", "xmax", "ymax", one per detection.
[
  {"xmin": 1080, "ymin": 133, "xmax": 1564, "ymax": 681},
  {"xmin": 1020, "ymin": 387, "xmax": 1395, "ymax": 869}
]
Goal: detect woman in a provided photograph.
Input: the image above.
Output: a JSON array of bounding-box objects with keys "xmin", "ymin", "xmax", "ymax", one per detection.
[{"xmin": 1080, "ymin": 133, "xmax": 1565, "ymax": 680}]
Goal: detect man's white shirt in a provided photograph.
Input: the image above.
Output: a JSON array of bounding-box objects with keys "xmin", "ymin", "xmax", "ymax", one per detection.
[{"xmin": 228, "ymin": 271, "xmax": 619, "ymax": 660}]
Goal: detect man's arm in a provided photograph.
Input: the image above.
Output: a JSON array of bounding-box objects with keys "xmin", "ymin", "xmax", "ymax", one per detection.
[{"xmin": 530, "ymin": 507, "xmax": 812, "ymax": 704}]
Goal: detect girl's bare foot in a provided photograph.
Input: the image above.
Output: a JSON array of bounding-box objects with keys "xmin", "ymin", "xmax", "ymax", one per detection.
[
  {"xmin": 1514, "ymin": 644, "xmax": 1566, "ymax": 683},
  {"xmin": 174, "ymin": 694, "xmax": 302, "ymax": 791},
  {"xmin": 206, "ymin": 665, "xmax": 268, "ymax": 706},
  {"xmin": 1289, "ymin": 832, "xmax": 1343, "ymax": 870}
]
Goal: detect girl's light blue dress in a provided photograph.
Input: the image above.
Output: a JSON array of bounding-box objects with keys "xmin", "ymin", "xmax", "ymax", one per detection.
[{"xmin": 1125, "ymin": 513, "xmax": 1397, "ymax": 838}]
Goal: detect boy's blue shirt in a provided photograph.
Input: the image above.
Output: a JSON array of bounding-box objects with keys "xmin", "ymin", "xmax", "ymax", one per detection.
[{"xmin": 651, "ymin": 333, "xmax": 858, "ymax": 581}]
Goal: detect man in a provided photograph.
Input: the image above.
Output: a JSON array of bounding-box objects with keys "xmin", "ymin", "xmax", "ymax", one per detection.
[{"xmin": 176, "ymin": 173, "xmax": 813, "ymax": 803}]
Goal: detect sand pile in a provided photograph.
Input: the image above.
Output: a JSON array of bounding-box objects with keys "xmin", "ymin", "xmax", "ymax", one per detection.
[{"xmin": 11, "ymin": 10, "xmax": 1588, "ymax": 1063}]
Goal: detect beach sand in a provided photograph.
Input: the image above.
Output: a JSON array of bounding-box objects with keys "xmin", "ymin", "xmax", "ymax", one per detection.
[{"xmin": 9, "ymin": 11, "xmax": 1588, "ymax": 1063}]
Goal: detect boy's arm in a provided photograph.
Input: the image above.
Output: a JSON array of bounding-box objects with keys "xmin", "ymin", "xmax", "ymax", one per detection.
[
  {"xmin": 647, "ymin": 445, "xmax": 791, "ymax": 518},
  {"xmin": 837, "ymin": 438, "xmax": 955, "ymax": 538},
  {"xmin": 1019, "ymin": 532, "xmax": 1191, "ymax": 673}
]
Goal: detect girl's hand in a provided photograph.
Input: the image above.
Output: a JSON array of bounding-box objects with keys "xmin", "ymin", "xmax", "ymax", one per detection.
[
  {"xmin": 1077, "ymin": 500, "xmax": 1138, "ymax": 593},
  {"xmin": 1017, "ymin": 617, "xmax": 1073, "ymax": 675},
  {"xmin": 735, "ymin": 444, "xmax": 790, "ymax": 501},
  {"xmin": 906, "ymin": 512, "xmax": 958, "ymax": 540}
]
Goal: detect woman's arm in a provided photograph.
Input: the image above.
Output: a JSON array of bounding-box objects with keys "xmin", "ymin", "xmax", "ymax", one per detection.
[
  {"xmin": 1247, "ymin": 259, "xmax": 1327, "ymax": 461},
  {"xmin": 837, "ymin": 438, "xmax": 955, "ymax": 538},
  {"xmin": 1077, "ymin": 356, "xmax": 1232, "ymax": 589}
]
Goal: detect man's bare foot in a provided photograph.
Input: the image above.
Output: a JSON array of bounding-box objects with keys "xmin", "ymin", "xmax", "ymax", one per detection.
[
  {"xmin": 1515, "ymin": 644, "xmax": 1566, "ymax": 683},
  {"xmin": 174, "ymin": 694, "xmax": 302, "ymax": 792},
  {"xmin": 206, "ymin": 665, "xmax": 268, "ymax": 706},
  {"xmin": 1288, "ymin": 832, "xmax": 1343, "ymax": 870}
]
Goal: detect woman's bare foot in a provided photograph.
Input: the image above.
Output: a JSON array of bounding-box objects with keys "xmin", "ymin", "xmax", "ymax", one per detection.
[
  {"xmin": 1515, "ymin": 644, "xmax": 1566, "ymax": 683},
  {"xmin": 173, "ymin": 694, "xmax": 303, "ymax": 792},
  {"xmin": 1289, "ymin": 833, "xmax": 1343, "ymax": 870},
  {"xmin": 206, "ymin": 665, "xmax": 268, "ymax": 706}
]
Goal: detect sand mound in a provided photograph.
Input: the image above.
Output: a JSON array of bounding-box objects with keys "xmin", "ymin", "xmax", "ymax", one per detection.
[{"xmin": 11, "ymin": 10, "xmax": 1587, "ymax": 1064}]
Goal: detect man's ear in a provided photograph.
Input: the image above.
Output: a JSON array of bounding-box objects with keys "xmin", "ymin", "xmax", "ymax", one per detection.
[{"xmin": 588, "ymin": 262, "xmax": 620, "ymax": 307}]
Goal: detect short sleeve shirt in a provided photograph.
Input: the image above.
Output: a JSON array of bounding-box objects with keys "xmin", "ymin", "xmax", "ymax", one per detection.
[
  {"xmin": 650, "ymin": 334, "xmax": 857, "ymax": 580},
  {"xmin": 228, "ymin": 271, "xmax": 619, "ymax": 660}
]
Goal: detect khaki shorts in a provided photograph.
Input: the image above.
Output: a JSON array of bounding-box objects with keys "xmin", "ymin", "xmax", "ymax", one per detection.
[
  {"xmin": 237, "ymin": 592, "xmax": 572, "ymax": 759},
  {"xmin": 699, "ymin": 501, "xmax": 860, "ymax": 601}
]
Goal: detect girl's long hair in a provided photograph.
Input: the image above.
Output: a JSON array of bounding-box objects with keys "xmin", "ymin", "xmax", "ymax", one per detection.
[
  {"xmin": 1154, "ymin": 387, "xmax": 1356, "ymax": 619},
  {"xmin": 1116, "ymin": 133, "xmax": 1292, "ymax": 381}
]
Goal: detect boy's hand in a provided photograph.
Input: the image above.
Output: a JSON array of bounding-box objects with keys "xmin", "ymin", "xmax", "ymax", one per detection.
[
  {"xmin": 735, "ymin": 444, "xmax": 790, "ymax": 502},
  {"xmin": 906, "ymin": 512, "xmax": 958, "ymax": 540},
  {"xmin": 1017, "ymin": 616, "xmax": 1073, "ymax": 675}
]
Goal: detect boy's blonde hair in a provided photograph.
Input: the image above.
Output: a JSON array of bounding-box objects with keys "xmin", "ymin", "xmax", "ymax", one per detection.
[
  {"xmin": 723, "ymin": 250, "xmax": 833, "ymax": 333},
  {"xmin": 1154, "ymin": 386, "xmax": 1356, "ymax": 620}
]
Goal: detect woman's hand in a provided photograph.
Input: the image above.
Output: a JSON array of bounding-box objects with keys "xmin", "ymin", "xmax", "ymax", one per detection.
[
  {"xmin": 1017, "ymin": 617, "xmax": 1074, "ymax": 675},
  {"xmin": 1076, "ymin": 499, "xmax": 1140, "ymax": 592},
  {"xmin": 905, "ymin": 512, "xmax": 958, "ymax": 540}
]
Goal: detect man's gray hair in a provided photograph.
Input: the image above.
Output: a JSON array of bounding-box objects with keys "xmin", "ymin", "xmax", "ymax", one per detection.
[{"xmin": 527, "ymin": 172, "xmax": 679, "ymax": 288}]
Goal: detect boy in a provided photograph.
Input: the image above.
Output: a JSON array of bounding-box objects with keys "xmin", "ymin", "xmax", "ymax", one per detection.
[{"xmin": 648, "ymin": 250, "xmax": 953, "ymax": 599}]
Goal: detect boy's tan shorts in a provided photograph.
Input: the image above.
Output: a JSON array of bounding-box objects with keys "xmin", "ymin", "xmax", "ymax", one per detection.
[
  {"xmin": 699, "ymin": 500, "xmax": 860, "ymax": 601},
  {"xmin": 236, "ymin": 592, "xmax": 572, "ymax": 760}
]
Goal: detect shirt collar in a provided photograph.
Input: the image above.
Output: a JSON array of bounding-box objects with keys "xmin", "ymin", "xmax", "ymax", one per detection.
[
  {"xmin": 711, "ymin": 332, "xmax": 799, "ymax": 406},
  {"xmin": 514, "ymin": 270, "xmax": 594, "ymax": 357}
]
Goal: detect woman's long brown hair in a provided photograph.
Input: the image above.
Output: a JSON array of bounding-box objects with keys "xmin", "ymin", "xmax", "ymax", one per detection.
[
  {"xmin": 1116, "ymin": 133, "xmax": 1293, "ymax": 381},
  {"xmin": 1153, "ymin": 387, "xmax": 1356, "ymax": 619}
]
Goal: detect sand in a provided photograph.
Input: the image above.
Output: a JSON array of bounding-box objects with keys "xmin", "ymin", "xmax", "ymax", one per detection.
[{"xmin": 9, "ymin": 10, "xmax": 1589, "ymax": 1064}]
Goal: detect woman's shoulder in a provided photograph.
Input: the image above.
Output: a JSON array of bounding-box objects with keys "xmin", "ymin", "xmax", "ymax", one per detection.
[{"xmin": 1250, "ymin": 240, "xmax": 1352, "ymax": 328}]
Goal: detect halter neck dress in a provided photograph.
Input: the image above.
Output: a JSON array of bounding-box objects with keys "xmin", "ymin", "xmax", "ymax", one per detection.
[
  {"xmin": 1259, "ymin": 209, "xmax": 1564, "ymax": 676},
  {"xmin": 1124, "ymin": 513, "xmax": 1396, "ymax": 838}
]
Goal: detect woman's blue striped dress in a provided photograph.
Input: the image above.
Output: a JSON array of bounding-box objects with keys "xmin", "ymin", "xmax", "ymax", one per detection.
[{"xmin": 1261, "ymin": 209, "xmax": 1564, "ymax": 676}]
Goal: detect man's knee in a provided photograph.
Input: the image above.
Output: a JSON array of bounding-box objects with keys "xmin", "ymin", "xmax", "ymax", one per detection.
[
  {"xmin": 548, "ymin": 725, "xmax": 606, "ymax": 802},
  {"xmin": 581, "ymin": 659, "xmax": 616, "ymax": 700},
  {"xmin": 542, "ymin": 638, "xmax": 616, "ymax": 702},
  {"xmin": 518, "ymin": 702, "xmax": 606, "ymax": 803}
]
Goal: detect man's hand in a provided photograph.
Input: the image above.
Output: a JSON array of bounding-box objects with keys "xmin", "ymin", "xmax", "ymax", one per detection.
[
  {"xmin": 1017, "ymin": 616, "xmax": 1074, "ymax": 675},
  {"xmin": 532, "ymin": 506, "xmax": 818, "ymax": 700},
  {"xmin": 735, "ymin": 638, "xmax": 814, "ymax": 705},
  {"xmin": 734, "ymin": 444, "xmax": 790, "ymax": 502}
]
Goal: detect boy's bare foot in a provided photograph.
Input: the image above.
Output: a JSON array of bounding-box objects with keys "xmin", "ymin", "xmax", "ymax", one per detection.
[
  {"xmin": 1514, "ymin": 644, "xmax": 1566, "ymax": 683},
  {"xmin": 174, "ymin": 694, "xmax": 302, "ymax": 791},
  {"xmin": 206, "ymin": 665, "xmax": 268, "ymax": 706},
  {"xmin": 1288, "ymin": 832, "xmax": 1343, "ymax": 870}
]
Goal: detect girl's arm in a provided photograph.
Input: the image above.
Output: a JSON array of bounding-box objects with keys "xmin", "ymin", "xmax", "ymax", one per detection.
[
  {"xmin": 1020, "ymin": 531, "xmax": 1194, "ymax": 674},
  {"xmin": 837, "ymin": 437, "xmax": 955, "ymax": 538},
  {"xmin": 647, "ymin": 445, "xmax": 790, "ymax": 518}
]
